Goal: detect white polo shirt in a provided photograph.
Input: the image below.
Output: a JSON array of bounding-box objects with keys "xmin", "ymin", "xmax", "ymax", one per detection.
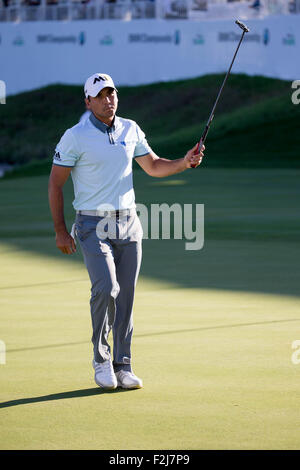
[{"xmin": 53, "ymin": 114, "xmax": 152, "ymax": 211}]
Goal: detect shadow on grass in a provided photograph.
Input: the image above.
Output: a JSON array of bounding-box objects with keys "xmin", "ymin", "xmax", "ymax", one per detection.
[
  {"xmin": 6, "ymin": 318, "xmax": 300, "ymax": 355},
  {"xmin": 0, "ymin": 170, "xmax": 300, "ymax": 298},
  {"xmin": 0, "ymin": 387, "xmax": 135, "ymax": 409}
]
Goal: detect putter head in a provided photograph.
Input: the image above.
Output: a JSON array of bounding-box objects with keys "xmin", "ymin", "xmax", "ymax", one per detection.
[{"xmin": 235, "ymin": 20, "xmax": 250, "ymax": 33}]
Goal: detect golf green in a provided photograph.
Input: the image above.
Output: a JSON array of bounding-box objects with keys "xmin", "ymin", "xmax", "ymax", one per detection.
[{"xmin": 0, "ymin": 168, "xmax": 299, "ymax": 449}]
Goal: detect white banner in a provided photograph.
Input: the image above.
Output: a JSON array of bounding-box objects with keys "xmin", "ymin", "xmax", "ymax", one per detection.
[{"xmin": 0, "ymin": 15, "xmax": 299, "ymax": 95}]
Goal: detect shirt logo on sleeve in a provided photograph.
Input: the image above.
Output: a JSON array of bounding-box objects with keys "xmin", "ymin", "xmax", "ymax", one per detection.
[{"xmin": 54, "ymin": 151, "xmax": 61, "ymax": 161}]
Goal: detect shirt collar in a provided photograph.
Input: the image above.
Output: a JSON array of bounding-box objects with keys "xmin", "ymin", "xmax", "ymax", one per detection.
[{"xmin": 89, "ymin": 113, "xmax": 119, "ymax": 133}]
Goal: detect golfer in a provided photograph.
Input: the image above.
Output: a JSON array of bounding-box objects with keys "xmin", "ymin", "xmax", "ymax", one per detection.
[{"xmin": 48, "ymin": 73, "xmax": 204, "ymax": 390}]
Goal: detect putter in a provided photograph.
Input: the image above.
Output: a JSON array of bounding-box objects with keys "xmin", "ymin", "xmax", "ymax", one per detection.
[{"xmin": 191, "ymin": 19, "xmax": 250, "ymax": 167}]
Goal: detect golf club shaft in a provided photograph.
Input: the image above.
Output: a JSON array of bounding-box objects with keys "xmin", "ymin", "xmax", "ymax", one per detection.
[{"xmin": 191, "ymin": 26, "xmax": 248, "ymax": 167}]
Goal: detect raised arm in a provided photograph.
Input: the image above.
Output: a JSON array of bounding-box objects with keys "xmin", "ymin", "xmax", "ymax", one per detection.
[
  {"xmin": 48, "ymin": 165, "xmax": 76, "ymax": 255},
  {"xmin": 135, "ymin": 144, "xmax": 205, "ymax": 178}
]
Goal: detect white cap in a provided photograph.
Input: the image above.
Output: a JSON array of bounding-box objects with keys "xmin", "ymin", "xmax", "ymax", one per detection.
[{"xmin": 84, "ymin": 73, "xmax": 117, "ymax": 98}]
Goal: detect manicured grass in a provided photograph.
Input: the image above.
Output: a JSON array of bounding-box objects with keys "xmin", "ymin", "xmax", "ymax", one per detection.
[{"xmin": 0, "ymin": 169, "xmax": 300, "ymax": 449}]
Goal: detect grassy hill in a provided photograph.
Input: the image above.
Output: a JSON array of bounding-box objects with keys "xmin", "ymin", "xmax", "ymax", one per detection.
[{"xmin": 0, "ymin": 74, "xmax": 299, "ymax": 177}]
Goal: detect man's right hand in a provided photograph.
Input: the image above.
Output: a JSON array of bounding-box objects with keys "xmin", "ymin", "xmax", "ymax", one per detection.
[
  {"xmin": 49, "ymin": 165, "xmax": 75, "ymax": 254},
  {"xmin": 55, "ymin": 230, "xmax": 76, "ymax": 255}
]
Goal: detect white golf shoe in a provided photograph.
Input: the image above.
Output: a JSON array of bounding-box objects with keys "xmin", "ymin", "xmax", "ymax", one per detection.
[
  {"xmin": 115, "ymin": 370, "xmax": 143, "ymax": 389},
  {"xmin": 92, "ymin": 359, "xmax": 117, "ymax": 390}
]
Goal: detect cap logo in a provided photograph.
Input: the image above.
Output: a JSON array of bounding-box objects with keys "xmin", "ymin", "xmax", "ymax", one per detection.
[{"xmin": 93, "ymin": 76, "xmax": 106, "ymax": 85}]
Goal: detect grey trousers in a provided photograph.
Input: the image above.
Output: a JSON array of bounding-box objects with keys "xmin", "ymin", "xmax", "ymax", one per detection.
[{"xmin": 75, "ymin": 211, "xmax": 143, "ymax": 372}]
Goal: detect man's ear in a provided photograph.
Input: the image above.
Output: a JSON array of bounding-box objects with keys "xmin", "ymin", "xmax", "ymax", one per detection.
[{"xmin": 85, "ymin": 97, "xmax": 91, "ymax": 109}]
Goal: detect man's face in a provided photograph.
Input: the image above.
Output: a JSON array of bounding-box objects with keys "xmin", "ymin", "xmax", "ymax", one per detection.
[{"xmin": 85, "ymin": 87, "xmax": 118, "ymax": 124}]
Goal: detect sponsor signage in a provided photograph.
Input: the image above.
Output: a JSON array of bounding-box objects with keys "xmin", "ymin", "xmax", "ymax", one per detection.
[
  {"xmin": 36, "ymin": 32, "xmax": 85, "ymax": 45},
  {"xmin": 12, "ymin": 36, "xmax": 24, "ymax": 46},
  {"xmin": 193, "ymin": 33, "xmax": 205, "ymax": 45},
  {"xmin": 1, "ymin": 16, "xmax": 299, "ymax": 96},
  {"xmin": 99, "ymin": 34, "xmax": 113, "ymax": 46},
  {"xmin": 263, "ymin": 29, "xmax": 270, "ymax": 45},
  {"xmin": 283, "ymin": 33, "xmax": 295, "ymax": 45},
  {"xmin": 219, "ymin": 31, "xmax": 260, "ymax": 43},
  {"xmin": 218, "ymin": 28, "xmax": 270, "ymax": 45},
  {"xmin": 128, "ymin": 31, "xmax": 180, "ymax": 45}
]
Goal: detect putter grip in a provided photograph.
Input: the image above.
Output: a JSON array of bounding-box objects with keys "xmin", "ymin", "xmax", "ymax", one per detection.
[
  {"xmin": 191, "ymin": 122, "xmax": 211, "ymax": 168},
  {"xmin": 191, "ymin": 139, "xmax": 203, "ymax": 169}
]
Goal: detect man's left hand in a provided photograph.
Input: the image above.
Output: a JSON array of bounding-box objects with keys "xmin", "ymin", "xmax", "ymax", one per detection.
[{"xmin": 184, "ymin": 143, "xmax": 205, "ymax": 168}]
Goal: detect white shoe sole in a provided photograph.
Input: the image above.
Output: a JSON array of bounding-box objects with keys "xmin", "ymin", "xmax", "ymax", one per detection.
[
  {"xmin": 95, "ymin": 378, "xmax": 117, "ymax": 390},
  {"xmin": 117, "ymin": 380, "xmax": 143, "ymax": 390}
]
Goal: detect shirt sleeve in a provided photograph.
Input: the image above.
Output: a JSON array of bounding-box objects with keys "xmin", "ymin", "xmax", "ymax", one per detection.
[
  {"xmin": 133, "ymin": 123, "xmax": 152, "ymax": 158},
  {"xmin": 53, "ymin": 129, "xmax": 80, "ymax": 167}
]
